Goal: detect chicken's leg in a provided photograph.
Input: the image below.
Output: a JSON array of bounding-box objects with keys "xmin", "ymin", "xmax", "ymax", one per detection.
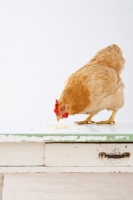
[
  {"xmin": 76, "ymin": 114, "xmax": 95, "ymax": 125},
  {"xmin": 96, "ymin": 110, "xmax": 117, "ymax": 125}
]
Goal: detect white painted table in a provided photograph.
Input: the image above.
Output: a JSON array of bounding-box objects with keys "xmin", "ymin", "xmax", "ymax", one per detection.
[{"xmin": 0, "ymin": 121, "xmax": 133, "ymax": 200}]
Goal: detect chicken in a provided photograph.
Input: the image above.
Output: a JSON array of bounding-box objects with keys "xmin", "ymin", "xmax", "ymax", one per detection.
[{"xmin": 54, "ymin": 44, "xmax": 125, "ymax": 125}]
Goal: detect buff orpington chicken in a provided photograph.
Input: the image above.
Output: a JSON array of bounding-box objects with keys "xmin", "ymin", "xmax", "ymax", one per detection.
[{"xmin": 54, "ymin": 44, "xmax": 125, "ymax": 125}]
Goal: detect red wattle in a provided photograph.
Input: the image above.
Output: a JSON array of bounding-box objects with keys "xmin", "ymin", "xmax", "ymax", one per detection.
[{"xmin": 62, "ymin": 113, "xmax": 68, "ymax": 118}]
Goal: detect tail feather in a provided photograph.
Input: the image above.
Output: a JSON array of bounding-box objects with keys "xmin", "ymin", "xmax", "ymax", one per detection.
[{"xmin": 89, "ymin": 44, "xmax": 125, "ymax": 74}]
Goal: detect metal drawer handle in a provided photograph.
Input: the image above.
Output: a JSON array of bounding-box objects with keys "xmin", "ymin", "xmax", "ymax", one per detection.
[{"xmin": 99, "ymin": 152, "xmax": 130, "ymax": 159}]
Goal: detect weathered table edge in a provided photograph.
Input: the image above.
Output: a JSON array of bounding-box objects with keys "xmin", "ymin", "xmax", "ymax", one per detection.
[
  {"xmin": 0, "ymin": 166, "xmax": 133, "ymax": 173},
  {"xmin": 0, "ymin": 133, "xmax": 132, "ymax": 142}
]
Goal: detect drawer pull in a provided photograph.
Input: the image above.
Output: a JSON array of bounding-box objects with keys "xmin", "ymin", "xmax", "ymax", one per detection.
[{"xmin": 99, "ymin": 152, "xmax": 130, "ymax": 159}]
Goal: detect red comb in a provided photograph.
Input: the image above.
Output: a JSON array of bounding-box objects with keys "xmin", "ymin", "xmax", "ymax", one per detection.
[{"xmin": 54, "ymin": 99, "xmax": 59, "ymax": 115}]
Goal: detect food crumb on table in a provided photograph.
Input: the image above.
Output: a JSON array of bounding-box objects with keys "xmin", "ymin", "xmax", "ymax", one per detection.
[{"xmin": 46, "ymin": 123, "xmax": 72, "ymax": 131}]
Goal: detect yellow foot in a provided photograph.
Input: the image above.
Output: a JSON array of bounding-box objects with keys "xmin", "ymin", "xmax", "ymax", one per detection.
[
  {"xmin": 96, "ymin": 120, "xmax": 115, "ymax": 125},
  {"xmin": 75, "ymin": 120, "xmax": 96, "ymax": 125}
]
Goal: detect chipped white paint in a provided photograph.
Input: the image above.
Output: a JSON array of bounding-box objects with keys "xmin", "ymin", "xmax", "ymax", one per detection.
[
  {"xmin": 0, "ymin": 134, "xmax": 131, "ymax": 142},
  {"xmin": 45, "ymin": 143, "xmax": 133, "ymax": 167},
  {"xmin": 0, "ymin": 121, "xmax": 133, "ymax": 142},
  {"xmin": 76, "ymin": 135, "xmax": 108, "ymax": 141},
  {"xmin": 1, "ymin": 167, "xmax": 133, "ymax": 173},
  {"xmin": 0, "ymin": 143, "xmax": 132, "ymax": 173},
  {"xmin": 0, "ymin": 142, "xmax": 132, "ymax": 169},
  {"xmin": 115, "ymin": 136, "xmax": 129, "ymax": 140},
  {"xmin": 0, "ymin": 174, "xmax": 4, "ymax": 200},
  {"xmin": 0, "ymin": 121, "xmax": 133, "ymax": 199}
]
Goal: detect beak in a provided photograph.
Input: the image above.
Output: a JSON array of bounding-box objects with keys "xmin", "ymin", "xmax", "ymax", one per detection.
[{"xmin": 57, "ymin": 116, "xmax": 61, "ymax": 121}]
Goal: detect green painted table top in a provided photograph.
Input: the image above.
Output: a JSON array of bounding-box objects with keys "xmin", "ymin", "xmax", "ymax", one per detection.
[{"xmin": 0, "ymin": 121, "xmax": 133, "ymax": 142}]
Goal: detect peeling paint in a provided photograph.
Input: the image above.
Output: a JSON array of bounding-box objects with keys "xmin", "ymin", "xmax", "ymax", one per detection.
[
  {"xmin": 0, "ymin": 134, "xmax": 133, "ymax": 142},
  {"xmin": 115, "ymin": 136, "xmax": 129, "ymax": 140},
  {"xmin": 0, "ymin": 122, "xmax": 133, "ymax": 142},
  {"xmin": 76, "ymin": 136, "xmax": 107, "ymax": 141}
]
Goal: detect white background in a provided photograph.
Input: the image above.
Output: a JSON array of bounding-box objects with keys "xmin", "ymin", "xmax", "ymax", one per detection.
[{"xmin": 0, "ymin": 0, "xmax": 133, "ymax": 122}]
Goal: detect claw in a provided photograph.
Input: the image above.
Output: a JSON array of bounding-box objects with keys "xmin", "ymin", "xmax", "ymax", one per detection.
[
  {"xmin": 75, "ymin": 120, "xmax": 96, "ymax": 125},
  {"xmin": 96, "ymin": 120, "xmax": 115, "ymax": 125},
  {"xmin": 96, "ymin": 110, "xmax": 117, "ymax": 125},
  {"xmin": 75, "ymin": 114, "xmax": 95, "ymax": 125}
]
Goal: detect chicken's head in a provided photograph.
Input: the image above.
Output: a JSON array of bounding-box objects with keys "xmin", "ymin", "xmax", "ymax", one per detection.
[{"xmin": 54, "ymin": 99, "xmax": 69, "ymax": 121}]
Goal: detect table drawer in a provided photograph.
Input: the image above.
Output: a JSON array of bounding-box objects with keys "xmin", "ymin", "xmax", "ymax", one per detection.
[
  {"xmin": 0, "ymin": 143, "xmax": 45, "ymax": 166},
  {"xmin": 45, "ymin": 143, "xmax": 133, "ymax": 167}
]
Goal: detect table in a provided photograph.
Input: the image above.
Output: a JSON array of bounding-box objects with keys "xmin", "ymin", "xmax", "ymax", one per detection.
[{"xmin": 0, "ymin": 121, "xmax": 133, "ymax": 200}]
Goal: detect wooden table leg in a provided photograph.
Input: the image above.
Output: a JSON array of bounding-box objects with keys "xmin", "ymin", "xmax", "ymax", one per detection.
[{"xmin": 0, "ymin": 174, "xmax": 4, "ymax": 200}]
